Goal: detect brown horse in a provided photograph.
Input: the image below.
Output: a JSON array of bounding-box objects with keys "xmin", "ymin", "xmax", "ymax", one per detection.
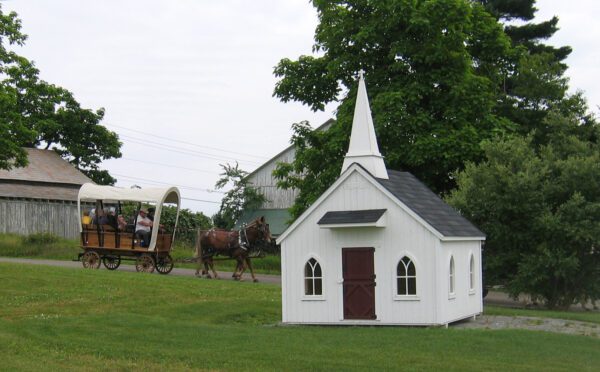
[{"xmin": 195, "ymin": 216, "xmax": 271, "ymax": 282}]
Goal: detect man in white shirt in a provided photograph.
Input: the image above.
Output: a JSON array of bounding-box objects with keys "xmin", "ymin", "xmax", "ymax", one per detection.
[{"xmin": 135, "ymin": 208, "xmax": 153, "ymax": 247}]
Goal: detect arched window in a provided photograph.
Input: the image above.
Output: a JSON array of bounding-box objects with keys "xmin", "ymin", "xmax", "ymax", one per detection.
[
  {"xmin": 469, "ymin": 255, "xmax": 475, "ymax": 292},
  {"xmin": 397, "ymin": 256, "xmax": 416, "ymax": 295},
  {"xmin": 449, "ymin": 256, "xmax": 455, "ymax": 295},
  {"xmin": 304, "ymin": 258, "xmax": 322, "ymax": 296}
]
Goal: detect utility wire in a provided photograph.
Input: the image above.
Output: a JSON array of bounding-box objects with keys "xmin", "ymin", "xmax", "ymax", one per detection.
[
  {"xmin": 117, "ymin": 180, "xmax": 221, "ymax": 205},
  {"xmin": 181, "ymin": 197, "xmax": 221, "ymax": 204},
  {"xmin": 121, "ymin": 135, "xmax": 261, "ymax": 166},
  {"xmin": 121, "ymin": 157, "xmax": 220, "ymax": 175},
  {"xmin": 106, "ymin": 123, "xmax": 269, "ymax": 160},
  {"xmin": 112, "ymin": 173, "xmax": 226, "ymax": 194}
]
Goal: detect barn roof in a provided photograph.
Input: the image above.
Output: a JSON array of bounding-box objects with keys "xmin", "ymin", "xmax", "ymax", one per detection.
[
  {"xmin": 0, "ymin": 148, "xmax": 92, "ymax": 185},
  {"xmin": 375, "ymin": 169, "xmax": 484, "ymax": 238},
  {"xmin": 0, "ymin": 148, "xmax": 93, "ymax": 201}
]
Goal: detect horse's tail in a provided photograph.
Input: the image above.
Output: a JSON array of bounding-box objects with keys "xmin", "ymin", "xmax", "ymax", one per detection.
[{"xmin": 195, "ymin": 230, "xmax": 204, "ymax": 275}]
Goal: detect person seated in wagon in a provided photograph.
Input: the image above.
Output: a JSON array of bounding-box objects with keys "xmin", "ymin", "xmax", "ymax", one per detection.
[{"xmin": 135, "ymin": 208, "xmax": 153, "ymax": 247}]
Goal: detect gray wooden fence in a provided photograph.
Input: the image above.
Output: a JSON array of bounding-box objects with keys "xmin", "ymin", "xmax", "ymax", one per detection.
[{"xmin": 0, "ymin": 198, "xmax": 80, "ymax": 239}]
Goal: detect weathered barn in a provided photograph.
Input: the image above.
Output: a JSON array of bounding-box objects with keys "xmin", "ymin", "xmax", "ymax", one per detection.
[
  {"xmin": 278, "ymin": 74, "xmax": 485, "ymax": 326},
  {"xmin": 238, "ymin": 119, "xmax": 334, "ymax": 237},
  {"xmin": 0, "ymin": 148, "xmax": 93, "ymax": 239}
]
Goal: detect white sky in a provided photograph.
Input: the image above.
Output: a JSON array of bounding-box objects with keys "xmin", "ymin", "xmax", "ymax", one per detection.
[{"xmin": 4, "ymin": 0, "xmax": 598, "ymax": 216}]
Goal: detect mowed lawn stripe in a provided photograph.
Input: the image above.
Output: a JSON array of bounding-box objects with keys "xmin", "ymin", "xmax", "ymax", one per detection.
[{"xmin": 0, "ymin": 263, "xmax": 598, "ymax": 371}]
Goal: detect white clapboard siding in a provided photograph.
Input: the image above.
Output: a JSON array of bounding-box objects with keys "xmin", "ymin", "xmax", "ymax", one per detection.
[{"xmin": 0, "ymin": 198, "xmax": 80, "ymax": 239}]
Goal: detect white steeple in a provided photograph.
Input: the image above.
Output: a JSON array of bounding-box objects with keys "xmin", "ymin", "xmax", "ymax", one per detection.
[{"xmin": 341, "ymin": 70, "xmax": 388, "ymax": 179}]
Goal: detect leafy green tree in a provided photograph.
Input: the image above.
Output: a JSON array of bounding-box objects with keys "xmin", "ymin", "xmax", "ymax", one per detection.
[
  {"xmin": 273, "ymin": 0, "xmax": 516, "ymax": 218},
  {"xmin": 0, "ymin": 7, "xmax": 35, "ymax": 169},
  {"xmin": 447, "ymin": 112, "xmax": 600, "ymax": 309},
  {"xmin": 0, "ymin": 5, "xmax": 121, "ymax": 184},
  {"xmin": 478, "ymin": 0, "xmax": 571, "ymax": 62},
  {"xmin": 160, "ymin": 206, "xmax": 212, "ymax": 246},
  {"xmin": 213, "ymin": 163, "xmax": 266, "ymax": 229},
  {"xmin": 476, "ymin": 0, "xmax": 577, "ymax": 140}
]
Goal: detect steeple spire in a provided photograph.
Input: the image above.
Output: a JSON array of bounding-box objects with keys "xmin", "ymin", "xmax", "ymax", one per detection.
[{"xmin": 341, "ymin": 71, "xmax": 388, "ymax": 179}]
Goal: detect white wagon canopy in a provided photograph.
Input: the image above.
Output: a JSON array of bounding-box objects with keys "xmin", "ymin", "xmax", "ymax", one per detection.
[{"xmin": 77, "ymin": 183, "xmax": 181, "ymax": 251}]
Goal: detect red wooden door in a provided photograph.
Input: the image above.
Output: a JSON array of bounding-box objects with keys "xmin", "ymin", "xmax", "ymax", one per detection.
[{"xmin": 342, "ymin": 247, "xmax": 376, "ymax": 320}]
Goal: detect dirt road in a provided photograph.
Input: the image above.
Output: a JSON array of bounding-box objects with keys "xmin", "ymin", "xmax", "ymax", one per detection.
[{"xmin": 0, "ymin": 256, "xmax": 281, "ymax": 284}]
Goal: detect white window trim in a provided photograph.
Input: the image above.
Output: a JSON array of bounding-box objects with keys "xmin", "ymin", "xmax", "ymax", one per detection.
[
  {"xmin": 393, "ymin": 294, "xmax": 420, "ymax": 301},
  {"xmin": 303, "ymin": 256, "xmax": 324, "ymax": 299},
  {"xmin": 395, "ymin": 256, "xmax": 418, "ymax": 298},
  {"xmin": 302, "ymin": 295, "xmax": 326, "ymax": 301},
  {"xmin": 448, "ymin": 255, "xmax": 456, "ymax": 299},
  {"xmin": 468, "ymin": 253, "xmax": 476, "ymax": 295}
]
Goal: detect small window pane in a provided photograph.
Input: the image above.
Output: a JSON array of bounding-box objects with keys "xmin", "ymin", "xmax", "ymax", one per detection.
[
  {"xmin": 399, "ymin": 278, "xmax": 407, "ymax": 295},
  {"xmin": 407, "ymin": 277, "xmax": 416, "ymax": 295},
  {"xmin": 305, "ymin": 263, "xmax": 312, "ymax": 277},
  {"xmin": 407, "ymin": 261, "xmax": 415, "ymax": 276},
  {"xmin": 305, "ymin": 279, "xmax": 313, "ymax": 295},
  {"xmin": 469, "ymin": 256, "xmax": 475, "ymax": 290},
  {"xmin": 314, "ymin": 279, "xmax": 322, "ymax": 295},
  {"xmin": 397, "ymin": 263, "xmax": 405, "ymax": 276},
  {"xmin": 314, "ymin": 262, "xmax": 322, "ymax": 277},
  {"xmin": 449, "ymin": 257, "xmax": 455, "ymax": 294}
]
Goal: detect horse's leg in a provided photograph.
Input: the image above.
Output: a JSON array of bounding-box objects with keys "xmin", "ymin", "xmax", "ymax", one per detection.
[
  {"xmin": 245, "ymin": 257, "xmax": 258, "ymax": 283},
  {"xmin": 208, "ymin": 258, "xmax": 219, "ymax": 279},
  {"xmin": 195, "ymin": 236, "xmax": 202, "ymax": 277},
  {"xmin": 233, "ymin": 257, "xmax": 245, "ymax": 280}
]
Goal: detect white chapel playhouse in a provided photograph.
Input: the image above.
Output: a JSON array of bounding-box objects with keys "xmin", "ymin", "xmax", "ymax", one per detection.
[{"xmin": 277, "ymin": 73, "xmax": 486, "ymax": 326}]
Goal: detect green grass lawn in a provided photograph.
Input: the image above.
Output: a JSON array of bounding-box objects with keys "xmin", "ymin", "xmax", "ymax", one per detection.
[
  {"xmin": 0, "ymin": 233, "xmax": 282, "ymax": 274},
  {"xmin": 0, "ymin": 263, "xmax": 598, "ymax": 371},
  {"xmin": 0, "ymin": 233, "xmax": 80, "ymax": 260}
]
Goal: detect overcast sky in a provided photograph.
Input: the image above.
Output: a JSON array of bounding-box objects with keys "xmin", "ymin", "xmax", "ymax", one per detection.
[{"xmin": 4, "ymin": 0, "xmax": 599, "ymax": 216}]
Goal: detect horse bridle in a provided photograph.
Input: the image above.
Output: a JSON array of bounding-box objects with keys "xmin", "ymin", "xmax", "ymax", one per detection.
[{"xmin": 239, "ymin": 219, "xmax": 269, "ymax": 251}]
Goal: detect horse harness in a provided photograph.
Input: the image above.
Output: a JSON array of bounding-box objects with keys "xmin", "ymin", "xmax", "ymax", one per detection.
[{"xmin": 204, "ymin": 221, "xmax": 265, "ymax": 256}]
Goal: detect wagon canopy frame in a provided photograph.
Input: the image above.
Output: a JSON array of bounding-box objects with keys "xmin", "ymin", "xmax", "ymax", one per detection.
[{"xmin": 77, "ymin": 183, "xmax": 181, "ymax": 251}]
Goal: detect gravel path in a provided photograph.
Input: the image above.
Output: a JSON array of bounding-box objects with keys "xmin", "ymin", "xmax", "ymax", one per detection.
[
  {"xmin": 2, "ymin": 256, "xmax": 598, "ymax": 338},
  {"xmin": 454, "ymin": 315, "xmax": 600, "ymax": 338}
]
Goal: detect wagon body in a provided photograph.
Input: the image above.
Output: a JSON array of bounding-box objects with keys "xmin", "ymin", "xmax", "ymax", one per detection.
[{"xmin": 77, "ymin": 183, "xmax": 181, "ymax": 274}]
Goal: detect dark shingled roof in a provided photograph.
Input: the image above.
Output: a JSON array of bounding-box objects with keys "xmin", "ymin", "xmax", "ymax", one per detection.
[
  {"xmin": 375, "ymin": 169, "xmax": 484, "ymax": 238},
  {"xmin": 318, "ymin": 209, "xmax": 386, "ymax": 225}
]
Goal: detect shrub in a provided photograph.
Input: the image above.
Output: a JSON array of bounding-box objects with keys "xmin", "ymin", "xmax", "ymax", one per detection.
[{"xmin": 23, "ymin": 232, "xmax": 59, "ymax": 245}]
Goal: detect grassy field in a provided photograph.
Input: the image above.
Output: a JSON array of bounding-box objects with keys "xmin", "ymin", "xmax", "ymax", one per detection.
[
  {"xmin": 0, "ymin": 233, "xmax": 282, "ymax": 274},
  {"xmin": 0, "ymin": 263, "xmax": 598, "ymax": 371}
]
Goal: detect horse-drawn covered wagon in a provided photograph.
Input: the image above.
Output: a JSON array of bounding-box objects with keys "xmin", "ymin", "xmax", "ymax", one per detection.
[{"xmin": 77, "ymin": 183, "xmax": 180, "ymax": 274}]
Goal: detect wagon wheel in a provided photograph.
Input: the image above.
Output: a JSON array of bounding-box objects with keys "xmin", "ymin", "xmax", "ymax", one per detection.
[
  {"xmin": 82, "ymin": 251, "xmax": 101, "ymax": 269},
  {"xmin": 102, "ymin": 255, "xmax": 121, "ymax": 270},
  {"xmin": 135, "ymin": 253, "xmax": 155, "ymax": 273},
  {"xmin": 155, "ymin": 254, "xmax": 174, "ymax": 275}
]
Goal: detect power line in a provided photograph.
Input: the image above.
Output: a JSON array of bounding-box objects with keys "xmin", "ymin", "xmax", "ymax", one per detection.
[
  {"xmin": 116, "ymin": 180, "xmax": 221, "ymax": 205},
  {"xmin": 120, "ymin": 135, "xmax": 261, "ymax": 166},
  {"xmin": 121, "ymin": 157, "xmax": 220, "ymax": 175},
  {"xmin": 112, "ymin": 173, "xmax": 226, "ymax": 194},
  {"xmin": 181, "ymin": 197, "xmax": 221, "ymax": 204},
  {"xmin": 106, "ymin": 123, "xmax": 269, "ymax": 160}
]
